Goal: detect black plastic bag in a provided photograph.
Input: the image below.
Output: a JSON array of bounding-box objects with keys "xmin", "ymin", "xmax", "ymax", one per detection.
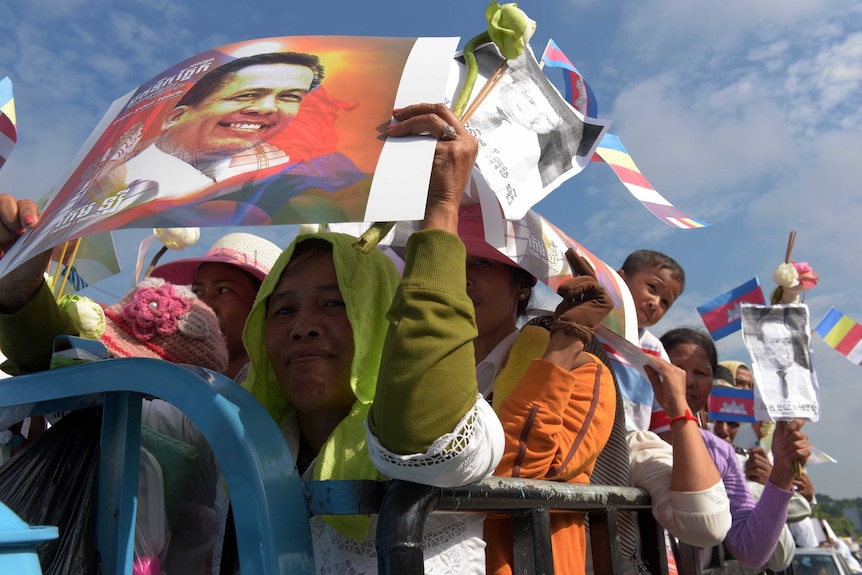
[{"xmin": 0, "ymin": 408, "xmax": 102, "ymax": 575}]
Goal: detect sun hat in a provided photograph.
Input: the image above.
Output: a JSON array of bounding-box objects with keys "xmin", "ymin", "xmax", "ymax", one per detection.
[
  {"xmin": 457, "ymin": 204, "xmax": 537, "ymax": 285},
  {"xmin": 151, "ymin": 232, "xmax": 282, "ymax": 286},
  {"xmin": 99, "ymin": 277, "xmax": 228, "ymax": 373}
]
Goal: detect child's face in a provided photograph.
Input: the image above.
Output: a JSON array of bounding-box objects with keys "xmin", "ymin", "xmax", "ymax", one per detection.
[{"xmin": 619, "ymin": 264, "xmax": 682, "ymax": 328}]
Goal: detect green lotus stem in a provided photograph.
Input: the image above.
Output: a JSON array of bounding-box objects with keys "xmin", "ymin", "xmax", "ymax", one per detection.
[
  {"xmin": 352, "ymin": 221, "xmax": 396, "ymax": 254},
  {"xmin": 451, "ymin": 31, "xmax": 491, "ymax": 119},
  {"xmin": 352, "ymin": 29, "xmax": 493, "ymax": 254}
]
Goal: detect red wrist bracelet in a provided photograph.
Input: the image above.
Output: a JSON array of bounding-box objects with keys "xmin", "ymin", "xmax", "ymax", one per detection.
[{"xmin": 669, "ymin": 409, "xmax": 699, "ymax": 428}]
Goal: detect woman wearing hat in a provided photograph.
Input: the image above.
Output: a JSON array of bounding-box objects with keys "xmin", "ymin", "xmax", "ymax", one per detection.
[
  {"xmin": 151, "ymin": 231, "xmax": 282, "ymax": 379},
  {"xmin": 368, "ymin": 200, "xmax": 618, "ymax": 573}
]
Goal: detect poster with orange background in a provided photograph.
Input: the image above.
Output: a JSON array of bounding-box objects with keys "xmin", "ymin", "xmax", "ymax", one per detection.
[{"xmin": 0, "ymin": 36, "xmax": 457, "ymax": 279}]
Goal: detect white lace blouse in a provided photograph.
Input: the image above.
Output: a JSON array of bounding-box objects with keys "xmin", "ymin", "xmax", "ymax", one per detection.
[{"xmin": 277, "ymin": 395, "xmax": 503, "ymax": 574}]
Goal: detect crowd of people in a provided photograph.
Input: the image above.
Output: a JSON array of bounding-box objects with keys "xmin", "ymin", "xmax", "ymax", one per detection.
[{"xmin": 0, "ymin": 98, "xmax": 833, "ymax": 575}]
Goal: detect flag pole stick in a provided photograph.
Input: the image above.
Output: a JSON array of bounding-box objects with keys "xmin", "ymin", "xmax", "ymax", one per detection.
[{"xmin": 55, "ymin": 237, "xmax": 82, "ymax": 301}]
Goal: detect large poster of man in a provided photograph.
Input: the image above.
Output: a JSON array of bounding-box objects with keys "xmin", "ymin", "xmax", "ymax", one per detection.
[
  {"xmin": 740, "ymin": 303, "xmax": 820, "ymax": 421},
  {"xmin": 0, "ymin": 36, "xmax": 456, "ymax": 278}
]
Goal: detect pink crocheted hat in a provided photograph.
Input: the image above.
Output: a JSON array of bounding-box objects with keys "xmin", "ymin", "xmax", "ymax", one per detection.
[
  {"xmin": 151, "ymin": 232, "xmax": 282, "ymax": 286},
  {"xmin": 457, "ymin": 204, "xmax": 537, "ymax": 285},
  {"xmin": 100, "ymin": 277, "xmax": 228, "ymax": 373}
]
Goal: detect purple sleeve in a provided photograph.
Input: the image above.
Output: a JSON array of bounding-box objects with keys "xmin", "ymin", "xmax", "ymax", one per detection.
[{"xmin": 700, "ymin": 430, "xmax": 792, "ymax": 568}]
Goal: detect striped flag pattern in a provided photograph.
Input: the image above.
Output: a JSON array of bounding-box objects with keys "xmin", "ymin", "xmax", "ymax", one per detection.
[
  {"xmin": 595, "ymin": 134, "xmax": 710, "ymax": 229},
  {"xmin": 807, "ymin": 445, "xmax": 837, "ymax": 465},
  {"xmin": 540, "ymin": 39, "xmax": 598, "ymax": 118},
  {"xmin": 539, "ymin": 41, "xmax": 709, "ymax": 230},
  {"xmin": 61, "ymin": 264, "xmax": 89, "ymax": 293},
  {"xmin": 0, "ymin": 77, "xmax": 16, "ymax": 169},
  {"xmin": 815, "ymin": 307, "xmax": 862, "ymax": 365}
]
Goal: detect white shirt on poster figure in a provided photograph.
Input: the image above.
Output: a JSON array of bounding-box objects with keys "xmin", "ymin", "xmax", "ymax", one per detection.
[{"xmin": 741, "ymin": 303, "xmax": 820, "ymax": 422}]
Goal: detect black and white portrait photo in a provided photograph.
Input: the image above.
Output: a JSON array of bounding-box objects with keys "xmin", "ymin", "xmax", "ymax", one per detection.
[{"xmin": 741, "ymin": 304, "xmax": 820, "ymax": 421}]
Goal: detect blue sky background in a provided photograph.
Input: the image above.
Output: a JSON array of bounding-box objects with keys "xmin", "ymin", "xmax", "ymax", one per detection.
[{"xmin": 1, "ymin": 0, "xmax": 861, "ymax": 497}]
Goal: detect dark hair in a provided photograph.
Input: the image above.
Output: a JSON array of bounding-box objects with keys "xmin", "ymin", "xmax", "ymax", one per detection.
[
  {"xmin": 510, "ymin": 267, "xmax": 536, "ymax": 316},
  {"xmin": 659, "ymin": 327, "xmax": 718, "ymax": 375},
  {"xmin": 177, "ymin": 52, "xmax": 324, "ymax": 108},
  {"xmin": 713, "ymin": 364, "xmax": 734, "ymax": 385},
  {"xmin": 620, "ymin": 249, "xmax": 686, "ymax": 292}
]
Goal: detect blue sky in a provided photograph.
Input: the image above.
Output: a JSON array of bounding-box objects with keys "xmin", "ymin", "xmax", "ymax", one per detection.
[{"xmin": 1, "ymin": 0, "xmax": 861, "ymax": 498}]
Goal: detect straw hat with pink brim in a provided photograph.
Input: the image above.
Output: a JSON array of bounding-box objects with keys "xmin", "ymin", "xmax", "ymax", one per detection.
[
  {"xmin": 151, "ymin": 232, "xmax": 282, "ymax": 286},
  {"xmin": 457, "ymin": 204, "xmax": 537, "ymax": 286}
]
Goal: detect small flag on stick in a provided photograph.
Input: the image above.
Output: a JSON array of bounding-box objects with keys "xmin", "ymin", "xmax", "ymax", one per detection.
[
  {"xmin": 807, "ymin": 445, "xmax": 837, "ymax": 465},
  {"xmin": 815, "ymin": 307, "xmax": 862, "ymax": 365},
  {"xmin": 0, "ymin": 77, "xmax": 17, "ymax": 169},
  {"xmin": 540, "ymin": 39, "xmax": 598, "ymax": 118},
  {"xmin": 707, "ymin": 386, "xmax": 757, "ymax": 423},
  {"xmin": 697, "ymin": 277, "xmax": 766, "ymax": 340}
]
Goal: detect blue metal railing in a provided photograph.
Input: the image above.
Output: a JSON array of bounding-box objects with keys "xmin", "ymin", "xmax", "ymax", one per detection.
[{"xmin": 0, "ymin": 357, "xmax": 672, "ymax": 575}]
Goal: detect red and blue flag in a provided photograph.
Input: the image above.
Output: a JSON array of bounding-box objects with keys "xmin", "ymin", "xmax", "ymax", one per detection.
[
  {"xmin": 708, "ymin": 386, "xmax": 757, "ymax": 423},
  {"xmin": 540, "ymin": 39, "xmax": 598, "ymax": 118},
  {"xmin": 697, "ymin": 277, "xmax": 766, "ymax": 340}
]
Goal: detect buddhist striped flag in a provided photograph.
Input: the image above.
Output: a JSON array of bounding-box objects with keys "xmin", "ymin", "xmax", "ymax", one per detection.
[
  {"xmin": 697, "ymin": 277, "xmax": 766, "ymax": 340},
  {"xmin": 815, "ymin": 307, "xmax": 862, "ymax": 365},
  {"xmin": 595, "ymin": 134, "xmax": 710, "ymax": 229},
  {"xmin": 807, "ymin": 445, "xmax": 837, "ymax": 465},
  {"xmin": 540, "ymin": 39, "xmax": 598, "ymax": 118},
  {"xmin": 0, "ymin": 77, "xmax": 16, "ymax": 169}
]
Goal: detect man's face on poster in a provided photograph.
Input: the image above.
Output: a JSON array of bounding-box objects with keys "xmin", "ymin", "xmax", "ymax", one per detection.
[
  {"xmin": 160, "ymin": 63, "xmax": 315, "ymax": 157},
  {"xmin": 761, "ymin": 321, "xmax": 795, "ymax": 369},
  {"xmin": 497, "ymin": 76, "xmax": 560, "ymax": 135}
]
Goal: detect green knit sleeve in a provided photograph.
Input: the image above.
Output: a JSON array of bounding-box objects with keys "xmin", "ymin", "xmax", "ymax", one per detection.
[
  {"xmin": 0, "ymin": 281, "xmax": 77, "ymax": 375},
  {"xmin": 368, "ymin": 229, "xmax": 479, "ymax": 454}
]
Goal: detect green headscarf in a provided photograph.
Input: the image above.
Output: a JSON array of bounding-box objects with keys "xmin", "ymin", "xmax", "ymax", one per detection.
[{"xmin": 242, "ymin": 231, "xmax": 400, "ymax": 541}]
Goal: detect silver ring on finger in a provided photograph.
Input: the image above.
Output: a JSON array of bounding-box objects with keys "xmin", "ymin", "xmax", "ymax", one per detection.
[{"xmin": 440, "ymin": 124, "xmax": 458, "ymax": 141}]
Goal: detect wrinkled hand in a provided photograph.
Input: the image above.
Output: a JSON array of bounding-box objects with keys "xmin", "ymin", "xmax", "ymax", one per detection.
[
  {"xmin": 643, "ymin": 356, "xmax": 690, "ymax": 419},
  {"xmin": 0, "ymin": 194, "xmax": 50, "ymax": 313},
  {"xmin": 388, "ymin": 104, "xmax": 478, "ymax": 233},
  {"xmin": 744, "ymin": 447, "xmax": 773, "ymax": 485},
  {"xmin": 770, "ymin": 419, "xmax": 810, "ymax": 489}
]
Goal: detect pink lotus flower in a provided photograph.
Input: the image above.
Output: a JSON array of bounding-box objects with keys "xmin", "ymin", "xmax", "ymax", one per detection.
[{"xmin": 792, "ymin": 261, "xmax": 819, "ymax": 291}]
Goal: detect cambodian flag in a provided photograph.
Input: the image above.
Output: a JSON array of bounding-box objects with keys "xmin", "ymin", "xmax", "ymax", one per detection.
[
  {"xmin": 697, "ymin": 277, "xmax": 766, "ymax": 340},
  {"xmin": 0, "ymin": 77, "xmax": 16, "ymax": 169},
  {"xmin": 708, "ymin": 386, "xmax": 757, "ymax": 423},
  {"xmin": 540, "ymin": 39, "xmax": 598, "ymax": 118},
  {"xmin": 815, "ymin": 307, "xmax": 862, "ymax": 366}
]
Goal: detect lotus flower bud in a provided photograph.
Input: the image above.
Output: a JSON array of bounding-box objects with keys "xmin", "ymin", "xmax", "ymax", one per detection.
[{"xmin": 154, "ymin": 227, "xmax": 200, "ymax": 251}]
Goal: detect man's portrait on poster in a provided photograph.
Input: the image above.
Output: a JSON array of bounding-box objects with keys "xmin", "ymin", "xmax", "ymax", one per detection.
[{"xmin": 741, "ymin": 304, "xmax": 819, "ymax": 420}]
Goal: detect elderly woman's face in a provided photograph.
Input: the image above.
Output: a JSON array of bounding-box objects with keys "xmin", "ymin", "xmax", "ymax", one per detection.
[
  {"xmin": 667, "ymin": 342, "xmax": 714, "ymax": 413},
  {"xmin": 264, "ymin": 249, "xmax": 355, "ymax": 417}
]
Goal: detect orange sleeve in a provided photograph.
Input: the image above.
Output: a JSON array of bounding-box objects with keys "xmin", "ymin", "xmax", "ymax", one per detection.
[{"xmin": 494, "ymin": 353, "xmax": 615, "ymax": 483}]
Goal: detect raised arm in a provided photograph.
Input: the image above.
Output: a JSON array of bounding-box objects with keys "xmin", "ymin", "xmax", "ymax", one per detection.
[{"xmin": 366, "ymin": 104, "xmax": 503, "ymax": 487}]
